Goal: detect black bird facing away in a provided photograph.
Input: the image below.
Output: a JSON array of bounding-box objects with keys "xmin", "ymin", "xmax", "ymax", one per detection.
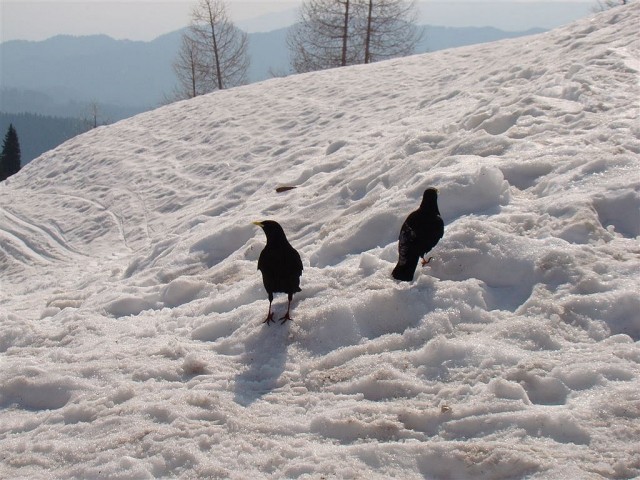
[
  {"xmin": 392, "ymin": 188, "xmax": 444, "ymax": 282},
  {"xmin": 253, "ymin": 220, "xmax": 303, "ymax": 324}
]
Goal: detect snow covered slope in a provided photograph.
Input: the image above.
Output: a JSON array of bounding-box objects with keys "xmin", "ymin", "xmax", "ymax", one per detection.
[{"xmin": 1, "ymin": 4, "xmax": 639, "ymax": 479}]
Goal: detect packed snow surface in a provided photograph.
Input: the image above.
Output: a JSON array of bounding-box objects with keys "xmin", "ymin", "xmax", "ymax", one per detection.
[{"xmin": 1, "ymin": 4, "xmax": 639, "ymax": 479}]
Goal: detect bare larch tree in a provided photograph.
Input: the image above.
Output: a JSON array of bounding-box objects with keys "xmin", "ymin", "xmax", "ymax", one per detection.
[
  {"xmin": 287, "ymin": 0, "xmax": 422, "ymax": 73},
  {"xmin": 287, "ymin": 0, "xmax": 363, "ymax": 73},
  {"xmin": 360, "ymin": 0, "xmax": 422, "ymax": 64},
  {"xmin": 593, "ymin": 0, "xmax": 628, "ymax": 11},
  {"xmin": 173, "ymin": 33, "xmax": 208, "ymax": 99},
  {"xmin": 174, "ymin": 0, "xmax": 249, "ymax": 98}
]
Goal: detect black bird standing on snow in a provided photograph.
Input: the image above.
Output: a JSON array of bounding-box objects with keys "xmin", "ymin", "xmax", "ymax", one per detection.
[
  {"xmin": 392, "ymin": 188, "xmax": 444, "ymax": 282},
  {"xmin": 253, "ymin": 220, "xmax": 303, "ymax": 324}
]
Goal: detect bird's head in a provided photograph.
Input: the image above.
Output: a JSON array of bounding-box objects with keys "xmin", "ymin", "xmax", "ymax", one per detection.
[
  {"xmin": 253, "ymin": 220, "xmax": 288, "ymax": 243},
  {"xmin": 420, "ymin": 187, "xmax": 440, "ymax": 209}
]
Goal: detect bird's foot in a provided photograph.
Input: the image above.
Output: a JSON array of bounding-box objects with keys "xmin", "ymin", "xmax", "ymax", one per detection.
[
  {"xmin": 421, "ymin": 256, "xmax": 434, "ymax": 266},
  {"xmin": 263, "ymin": 312, "xmax": 275, "ymax": 325},
  {"xmin": 279, "ymin": 313, "xmax": 292, "ymax": 325}
]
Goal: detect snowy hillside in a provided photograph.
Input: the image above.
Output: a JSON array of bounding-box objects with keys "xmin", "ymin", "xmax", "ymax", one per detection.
[{"xmin": 1, "ymin": 4, "xmax": 639, "ymax": 479}]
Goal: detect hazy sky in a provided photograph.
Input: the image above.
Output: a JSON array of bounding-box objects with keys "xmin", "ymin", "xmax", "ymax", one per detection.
[{"xmin": 1, "ymin": 1, "xmax": 595, "ymax": 43}]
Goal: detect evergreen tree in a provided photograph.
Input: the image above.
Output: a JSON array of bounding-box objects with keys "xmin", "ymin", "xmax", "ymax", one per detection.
[{"xmin": 0, "ymin": 124, "xmax": 21, "ymax": 181}]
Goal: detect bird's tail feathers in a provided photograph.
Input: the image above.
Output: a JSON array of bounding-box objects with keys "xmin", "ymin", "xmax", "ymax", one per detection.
[{"xmin": 392, "ymin": 257, "xmax": 419, "ymax": 282}]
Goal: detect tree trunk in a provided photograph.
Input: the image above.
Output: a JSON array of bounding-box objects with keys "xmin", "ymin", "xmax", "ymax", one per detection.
[
  {"xmin": 364, "ymin": 0, "xmax": 373, "ymax": 64},
  {"xmin": 208, "ymin": 9, "xmax": 224, "ymax": 90},
  {"xmin": 341, "ymin": 0, "xmax": 350, "ymax": 66}
]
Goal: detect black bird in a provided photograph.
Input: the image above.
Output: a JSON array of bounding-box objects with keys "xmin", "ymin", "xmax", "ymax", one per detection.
[
  {"xmin": 392, "ymin": 188, "xmax": 444, "ymax": 282},
  {"xmin": 253, "ymin": 220, "xmax": 303, "ymax": 324}
]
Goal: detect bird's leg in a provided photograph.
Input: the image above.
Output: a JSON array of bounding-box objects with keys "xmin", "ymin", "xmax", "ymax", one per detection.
[
  {"xmin": 280, "ymin": 308, "xmax": 292, "ymax": 324},
  {"xmin": 421, "ymin": 256, "xmax": 434, "ymax": 266},
  {"xmin": 263, "ymin": 295, "xmax": 275, "ymax": 325},
  {"xmin": 263, "ymin": 310, "xmax": 274, "ymax": 325},
  {"xmin": 280, "ymin": 294, "xmax": 294, "ymax": 324}
]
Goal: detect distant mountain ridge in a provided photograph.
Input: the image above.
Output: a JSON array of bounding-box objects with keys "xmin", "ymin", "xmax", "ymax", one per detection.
[
  {"xmin": 1, "ymin": 24, "xmax": 544, "ymax": 164},
  {"xmin": 1, "ymin": 31, "xmax": 183, "ymax": 113},
  {"xmin": 421, "ymin": 25, "xmax": 544, "ymax": 52},
  {"xmin": 1, "ymin": 25, "xmax": 544, "ymax": 119}
]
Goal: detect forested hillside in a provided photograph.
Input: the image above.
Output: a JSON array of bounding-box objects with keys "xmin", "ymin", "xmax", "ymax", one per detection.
[{"xmin": 0, "ymin": 112, "xmax": 88, "ymax": 165}]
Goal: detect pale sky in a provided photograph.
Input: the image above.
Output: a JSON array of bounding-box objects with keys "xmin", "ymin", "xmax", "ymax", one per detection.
[{"xmin": 1, "ymin": 0, "xmax": 595, "ymax": 43}]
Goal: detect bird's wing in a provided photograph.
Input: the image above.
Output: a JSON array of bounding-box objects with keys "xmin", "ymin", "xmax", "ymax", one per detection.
[
  {"xmin": 421, "ymin": 216, "xmax": 445, "ymax": 254},
  {"xmin": 435, "ymin": 216, "xmax": 445, "ymax": 240},
  {"xmin": 257, "ymin": 250, "xmax": 266, "ymax": 271},
  {"xmin": 397, "ymin": 220, "xmax": 418, "ymax": 265},
  {"xmin": 281, "ymin": 246, "xmax": 303, "ymax": 277},
  {"xmin": 292, "ymin": 247, "xmax": 303, "ymax": 274}
]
